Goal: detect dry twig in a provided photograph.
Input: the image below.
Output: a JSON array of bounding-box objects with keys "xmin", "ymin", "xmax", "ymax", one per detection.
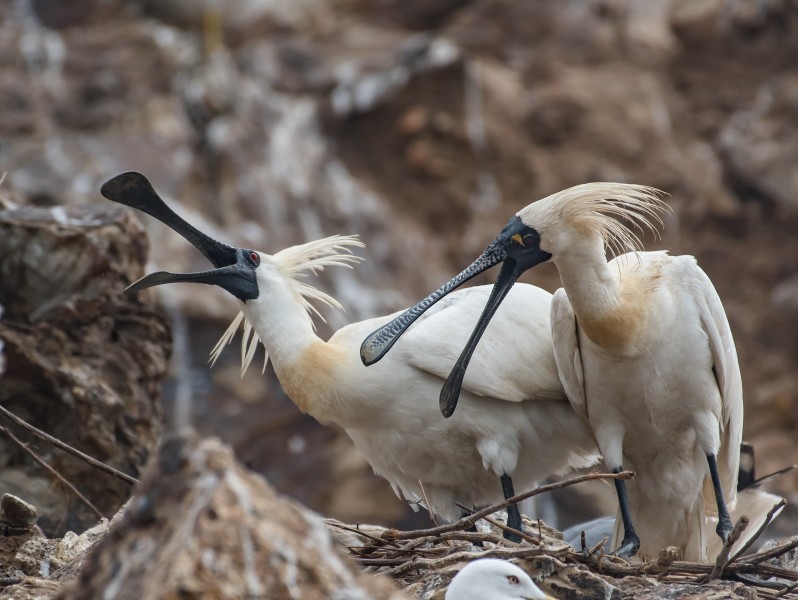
[
  {"xmin": 455, "ymin": 502, "xmax": 540, "ymax": 546},
  {"xmin": 730, "ymin": 499, "xmax": 787, "ymax": 562},
  {"xmin": 0, "ymin": 404, "xmax": 138, "ymax": 485},
  {"xmin": 0, "ymin": 425, "xmax": 104, "ymax": 520},
  {"xmin": 382, "ymin": 470, "xmax": 633, "ymax": 541},
  {"xmin": 704, "ymin": 515, "xmax": 749, "ymax": 582}
]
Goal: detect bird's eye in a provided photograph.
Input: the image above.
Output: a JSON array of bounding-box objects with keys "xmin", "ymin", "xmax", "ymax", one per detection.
[
  {"xmin": 249, "ymin": 251, "xmax": 260, "ymax": 265},
  {"xmin": 511, "ymin": 231, "xmax": 539, "ymax": 247},
  {"xmin": 521, "ymin": 233, "xmax": 538, "ymax": 247},
  {"xmin": 507, "ymin": 575, "xmax": 520, "ymax": 585}
]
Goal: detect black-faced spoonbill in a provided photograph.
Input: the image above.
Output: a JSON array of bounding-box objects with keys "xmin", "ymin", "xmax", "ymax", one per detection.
[
  {"xmin": 362, "ymin": 182, "xmax": 782, "ymax": 561},
  {"xmin": 102, "ymin": 172, "xmax": 598, "ymax": 541},
  {"xmin": 445, "ymin": 559, "xmax": 548, "ymax": 600}
]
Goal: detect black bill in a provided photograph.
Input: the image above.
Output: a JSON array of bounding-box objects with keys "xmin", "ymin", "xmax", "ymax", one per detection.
[
  {"xmin": 101, "ymin": 172, "xmax": 260, "ymax": 301},
  {"xmin": 360, "ymin": 215, "xmax": 552, "ymax": 417}
]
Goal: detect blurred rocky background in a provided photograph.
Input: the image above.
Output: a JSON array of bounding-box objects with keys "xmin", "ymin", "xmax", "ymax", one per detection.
[{"xmin": 0, "ymin": 0, "xmax": 796, "ymax": 541}]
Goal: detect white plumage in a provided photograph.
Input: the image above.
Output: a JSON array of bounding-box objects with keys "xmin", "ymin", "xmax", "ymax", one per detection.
[
  {"xmin": 101, "ymin": 172, "xmax": 598, "ymax": 535},
  {"xmin": 550, "ymin": 250, "xmax": 742, "ymax": 561},
  {"xmin": 364, "ymin": 182, "xmax": 783, "ymax": 562},
  {"xmin": 445, "ymin": 559, "xmax": 546, "ymax": 600},
  {"xmin": 515, "ymin": 184, "xmax": 750, "ymax": 561},
  {"xmin": 225, "ymin": 239, "xmax": 598, "ymax": 523}
]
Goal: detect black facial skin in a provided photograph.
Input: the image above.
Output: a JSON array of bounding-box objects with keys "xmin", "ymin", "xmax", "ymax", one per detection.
[
  {"xmin": 125, "ymin": 247, "xmax": 261, "ymax": 301},
  {"xmin": 101, "ymin": 172, "xmax": 260, "ymax": 302},
  {"xmin": 360, "ymin": 214, "xmax": 551, "ymax": 417}
]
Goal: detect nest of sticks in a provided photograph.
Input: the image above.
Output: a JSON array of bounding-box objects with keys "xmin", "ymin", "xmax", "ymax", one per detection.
[{"xmin": 327, "ymin": 472, "xmax": 798, "ymax": 599}]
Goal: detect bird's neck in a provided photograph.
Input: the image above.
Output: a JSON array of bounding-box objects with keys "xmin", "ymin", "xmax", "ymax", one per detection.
[
  {"xmin": 243, "ymin": 286, "xmax": 343, "ymax": 422},
  {"xmin": 554, "ymin": 239, "xmax": 646, "ymax": 353}
]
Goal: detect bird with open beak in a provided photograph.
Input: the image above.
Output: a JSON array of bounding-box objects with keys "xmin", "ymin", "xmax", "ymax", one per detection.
[{"xmin": 102, "ymin": 172, "xmax": 599, "ymax": 542}]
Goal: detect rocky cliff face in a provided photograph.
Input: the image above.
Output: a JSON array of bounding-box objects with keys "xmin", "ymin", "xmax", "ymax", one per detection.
[
  {"xmin": 0, "ymin": 205, "xmax": 168, "ymax": 535},
  {"xmin": 0, "ymin": 0, "xmax": 796, "ymax": 534}
]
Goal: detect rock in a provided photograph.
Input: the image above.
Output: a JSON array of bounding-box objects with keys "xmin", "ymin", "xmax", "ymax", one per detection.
[
  {"xmin": 0, "ymin": 494, "xmax": 39, "ymax": 579},
  {"xmin": 615, "ymin": 578, "xmax": 756, "ymax": 599},
  {"xmin": 524, "ymin": 555, "xmax": 621, "ymax": 600},
  {"xmin": 0, "ymin": 205, "xmax": 169, "ymax": 536},
  {"xmin": 718, "ymin": 73, "xmax": 798, "ymax": 215},
  {"xmin": 59, "ymin": 430, "xmax": 407, "ymax": 600},
  {"xmin": 0, "ymin": 494, "xmax": 38, "ymax": 530}
]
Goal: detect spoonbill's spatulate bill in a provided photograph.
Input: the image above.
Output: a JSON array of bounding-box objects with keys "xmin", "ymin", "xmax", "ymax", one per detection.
[
  {"xmin": 444, "ymin": 559, "xmax": 547, "ymax": 600},
  {"xmin": 103, "ymin": 172, "xmax": 599, "ymax": 542},
  {"xmin": 363, "ymin": 183, "xmax": 783, "ymax": 562}
]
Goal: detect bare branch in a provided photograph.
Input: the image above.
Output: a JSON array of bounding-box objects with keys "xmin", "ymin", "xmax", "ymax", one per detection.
[
  {"xmin": 382, "ymin": 470, "xmax": 634, "ymax": 541},
  {"xmin": 0, "ymin": 404, "xmax": 138, "ymax": 486},
  {"xmin": 0, "ymin": 426, "xmax": 104, "ymax": 520},
  {"xmin": 729, "ymin": 499, "xmax": 787, "ymax": 563}
]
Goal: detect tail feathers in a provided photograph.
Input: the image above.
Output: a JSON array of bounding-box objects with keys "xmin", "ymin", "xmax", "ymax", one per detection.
[{"xmin": 706, "ymin": 487, "xmax": 785, "ymax": 560}]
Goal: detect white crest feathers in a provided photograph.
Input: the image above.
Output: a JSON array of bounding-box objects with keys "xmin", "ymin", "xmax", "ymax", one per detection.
[
  {"xmin": 517, "ymin": 182, "xmax": 670, "ymax": 259},
  {"xmin": 209, "ymin": 235, "xmax": 364, "ymax": 376}
]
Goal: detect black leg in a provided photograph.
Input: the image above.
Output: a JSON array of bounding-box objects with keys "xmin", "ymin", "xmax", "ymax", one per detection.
[
  {"xmin": 500, "ymin": 474, "xmax": 523, "ymax": 542},
  {"xmin": 461, "ymin": 510, "xmax": 479, "ymax": 533},
  {"xmin": 707, "ymin": 453, "xmax": 733, "ymax": 541},
  {"xmin": 461, "ymin": 509, "xmax": 483, "ymax": 547},
  {"xmin": 612, "ymin": 466, "xmax": 640, "ymax": 558}
]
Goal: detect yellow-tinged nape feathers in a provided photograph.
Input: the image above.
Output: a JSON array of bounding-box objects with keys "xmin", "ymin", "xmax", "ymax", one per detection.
[
  {"xmin": 519, "ymin": 182, "xmax": 671, "ymax": 260},
  {"xmin": 209, "ymin": 235, "xmax": 365, "ymax": 376}
]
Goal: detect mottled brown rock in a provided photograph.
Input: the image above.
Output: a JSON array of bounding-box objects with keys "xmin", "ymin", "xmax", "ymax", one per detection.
[
  {"xmin": 59, "ymin": 430, "xmax": 407, "ymax": 600},
  {"xmin": 1, "ymin": 0, "xmax": 798, "ymax": 540},
  {"xmin": 0, "ymin": 494, "xmax": 39, "ymax": 580},
  {"xmin": 0, "ymin": 205, "xmax": 169, "ymax": 536},
  {"xmin": 0, "ymin": 494, "xmax": 38, "ymax": 530},
  {"xmin": 718, "ymin": 73, "xmax": 798, "ymax": 215}
]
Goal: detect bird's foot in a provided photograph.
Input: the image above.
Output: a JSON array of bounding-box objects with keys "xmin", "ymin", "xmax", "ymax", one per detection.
[
  {"xmin": 613, "ymin": 534, "xmax": 640, "ymax": 559},
  {"xmin": 716, "ymin": 515, "xmax": 733, "ymax": 542}
]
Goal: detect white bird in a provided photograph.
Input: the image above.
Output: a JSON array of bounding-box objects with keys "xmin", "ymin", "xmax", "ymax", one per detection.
[
  {"xmin": 101, "ymin": 172, "xmax": 599, "ymax": 541},
  {"xmin": 363, "ymin": 183, "xmax": 782, "ymax": 562},
  {"xmin": 444, "ymin": 559, "xmax": 547, "ymax": 600}
]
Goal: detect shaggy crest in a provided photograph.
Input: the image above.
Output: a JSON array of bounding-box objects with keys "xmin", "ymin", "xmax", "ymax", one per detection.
[
  {"xmin": 517, "ymin": 182, "xmax": 670, "ymax": 260},
  {"xmin": 209, "ymin": 235, "xmax": 365, "ymax": 376}
]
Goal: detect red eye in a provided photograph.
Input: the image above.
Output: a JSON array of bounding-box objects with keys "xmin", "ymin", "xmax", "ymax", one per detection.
[
  {"xmin": 249, "ymin": 251, "xmax": 260, "ymax": 265},
  {"xmin": 507, "ymin": 575, "xmax": 519, "ymax": 585}
]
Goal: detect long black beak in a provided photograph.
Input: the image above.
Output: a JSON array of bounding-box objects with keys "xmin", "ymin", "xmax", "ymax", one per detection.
[
  {"xmin": 359, "ymin": 239, "xmax": 509, "ymax": 365},
  {"xmin": 439, "ymin": 258, "xmax": 523, "ymax": 417},
  {"xmin": 101, "ymin": 172, "xmax": 237, "ymax": 269},
  {"xmin": 102, "ymin": 172, "xmax": 260, "ymax": 302},
  {"xmin": 360, "ymin": 215, "xmax": 551, "ymax": 417}
]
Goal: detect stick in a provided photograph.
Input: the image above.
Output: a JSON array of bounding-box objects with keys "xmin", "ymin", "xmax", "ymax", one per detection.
[
  {"xmin": 729, "ymin": 499, "xmax": 787, "ymax": 563},
  {"xmin": 0, "ymin": 426, "xmax": 104, "ymax": 520},
  {"xmin": 325, "ymin": 521, "xmax": 404, "ymax": 549},
  {"xmin": 751, "ymin": 464, "xmax": 798, "ymax": 487},
  {"xmin": 455, "ymin": 502, "xmax": 541, "ymax": 546},
  {"xmin": 382, "ymin": 471, "xmax": 634, "ymax": 541},
  {"xmin": 774, "ymin": 580, "xmax": 798, "ymax": 598},
  {"xmin": 588, "ymin": 536, "xmax": 608, "ymax": 557},
  {"xmin": 740, "ymin": 536, "xmax": 798, "ymax": 565},
  {"xmin": 537, "ymin": 518, "xmax": 543, "ymax": 544},
  {"xmin": 704, "ymin": 515, "xmax": 749, "ymax": 582},
  {"xmin": 383, "ymin": 546, "xmax": 548, "ymax": 578},
  {"xmin": 0, "ymin": 404, "xmax": 138, "ymax": 485}
]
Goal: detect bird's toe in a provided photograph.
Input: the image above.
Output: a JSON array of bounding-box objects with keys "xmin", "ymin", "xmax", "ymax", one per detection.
[
  {"xmin": 613, "ymin": 535, "xmax": 640, "ymax": 559},
  {"xmin": 716, "ymin": 517, "xmax": 733, "ymax": 542}
]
